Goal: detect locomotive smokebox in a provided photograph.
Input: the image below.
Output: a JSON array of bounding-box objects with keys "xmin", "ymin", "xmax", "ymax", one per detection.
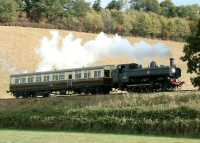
[{"xmin": 170, "ymin": 58, "xmax": 176, "ymax": 67}]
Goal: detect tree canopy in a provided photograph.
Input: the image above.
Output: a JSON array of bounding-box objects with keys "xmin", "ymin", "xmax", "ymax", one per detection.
[
  {"xmin": 92, "ymin": 0, "xmax": 101, "ymax": 12},
  {"xmin": 182, "ymin": 20, "xmax": 200, "ymax": 89},
  {"xmin": 106, "ymin": 0, "xmax": 124, "ymax": 10},
  {"xmin": 0, "ymin": 0, "xmax": 18, "ymax": 22},
  {"xmin": 0, "ymin": 0, "xmax": 198, "ymax": 41}
]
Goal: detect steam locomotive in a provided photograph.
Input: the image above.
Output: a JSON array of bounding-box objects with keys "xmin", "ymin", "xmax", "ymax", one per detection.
[{"xmin": 9, "ymin": 58, "xmax": 183, "ymax": 98}]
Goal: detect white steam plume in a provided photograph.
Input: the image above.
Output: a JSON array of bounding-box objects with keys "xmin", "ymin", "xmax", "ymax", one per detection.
[{"xmin": 37, "ymin": 31, "xmax": 171, "ymax": 71}]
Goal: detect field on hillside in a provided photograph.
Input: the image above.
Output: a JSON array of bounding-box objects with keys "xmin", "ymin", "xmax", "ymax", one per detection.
[
  {"xmin": 0, "ymin": 130, "xmax": 199, "ymax": 143},
  {"xmin": 0, "ymin": 26, "xmax": 194, "ymax": 98},
  {"xmin": 0, "ymin": 91, "xmax": 200, "ymax": 137}
]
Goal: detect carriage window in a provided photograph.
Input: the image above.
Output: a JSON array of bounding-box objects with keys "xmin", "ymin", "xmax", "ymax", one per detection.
[
  {"xmin": 44, "ymin": 75, "xmax": 49, "ymax": 82},
  {"xmin": 75, "ymin": 72, "xmax": 82, "ymax": 79},
  {"xmin": 94, "ymin": 71, "xmax": 97, "ymax": 78},
  {"xmin": 68, "ymin": 74, "xmax": 72, "ymax": 80},
  {"xmin": 98, "ymin": 71, "xmax": 101, "ymax": 77},
  {"xmin": 21, "ymin": 78, "xmax": 26, "ymax": 84},
  {"xmin": 59, "ymin": 73, "xmax": 65, "ymax": 80},
  {"xmin": 36, "ymin": 76, "xmax": 42, "ymax": 82},
  {"xmin": 28, "ymin": 77, "xmax": 34, "ymax": 83},
  {"xmin": 88, "ymin": 72, "xmax": 91, "ymax": 78},
  {"xmin": 15, "ymin": 79, "xmax": 20, "ymax": 84},
  {"xmin": 94, "ymin": 71, "xmax": 101, "ymax": 78},
  {"xmin": 53, "ymin": 74, "xmax": 59, "ymax": 81},
  {"xmin": 104, "ymin": 70, "xmax": 110, "ymax": 77},
  {"xmin": 84, "ymin": 72, "xmax": 91, "ymax": 79},
  {"xmin": 84, "ymin": 73, "xmax": 88, "ymax": 79}
]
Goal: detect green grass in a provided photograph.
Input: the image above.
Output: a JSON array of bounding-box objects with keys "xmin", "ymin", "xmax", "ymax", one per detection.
[
  {"xmin": 0, "ymin": 91, "xmax": 200, "ymax": 137},
  {"xmin": 0, "ymin": 130, "xmax": 199, "ymax": 143}
]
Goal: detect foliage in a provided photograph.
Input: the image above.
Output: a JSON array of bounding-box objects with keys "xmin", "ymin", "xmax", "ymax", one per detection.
[
  {"xmin": 84, "ymin": 10, "xmax": 104, "ymax": 33},
  {"xmin": 0, "ymin": 0, "xmax": 198, "ymax": 41},
  {"xmin": 64, "ymin": 0, "xmax": 90, "ymax": 17},
  {"xmin": 130, "ymin": 0, "xmax": 161, "ymax": 14},
  {"xmin": 160, "ymin": 0, "xmax": 177, "ymax": 17},
  {"xmin": 22, "ymin": 0, "xmax": 90, "ymax": 22},
  {"xmin": 176, "ymin": 5, "xmax": 200, "ymax": 21},
  {"xmin": 100, "ymin": 9, "xmax": 114, "ymax": 33},
  {"xmin": 182, "ymin": 21, "xmax": 200, "ymax": 89},
  {"xmin": 92, "ymin": 0, "xmax": 101, "ymax": 12},
  {"xmin": 106, "ymin": 0, "xmax": 124, "ymax": 11},
  {"xmin": 0, "ymin": 0, "xmax": 18, "ymax": 23},
  {"xmin": 129, "ymin": 0, "xmax": 200, "ymax": 20},
  {"xmin": 0, "ymin": 92, "xmax": 200, "ymax": 137}
]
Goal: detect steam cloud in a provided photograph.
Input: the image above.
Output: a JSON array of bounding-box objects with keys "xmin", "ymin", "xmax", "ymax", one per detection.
[{"xmin": 37, "ymin": 31, "xmax": 171, "ymax": 71}]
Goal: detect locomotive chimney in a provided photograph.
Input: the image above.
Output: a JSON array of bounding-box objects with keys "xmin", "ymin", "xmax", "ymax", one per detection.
[{"xmin": 170, "ymin": 58, "xmax": 176, "ymax": 67}]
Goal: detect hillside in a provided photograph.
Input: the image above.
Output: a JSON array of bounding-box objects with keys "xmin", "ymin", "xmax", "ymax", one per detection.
[{"xmin": 0, "ymin": 26, "xmax": 194, "ymax": 98}]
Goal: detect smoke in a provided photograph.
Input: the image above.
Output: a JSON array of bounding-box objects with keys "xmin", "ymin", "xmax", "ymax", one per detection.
[{"xmin": 37, "ymin": 31, "xmax": 171, "ymax": 71}]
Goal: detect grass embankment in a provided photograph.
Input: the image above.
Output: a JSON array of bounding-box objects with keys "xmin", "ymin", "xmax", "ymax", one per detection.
[
  {"xmin": 0, "ymin": 130, "xmax": 200, "ymax": 143},
  {"xmin": 0, "ymin": 91, "xmax": 200, "ymax": 137}
]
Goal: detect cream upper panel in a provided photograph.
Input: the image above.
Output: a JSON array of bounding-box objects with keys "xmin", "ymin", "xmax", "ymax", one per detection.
[{"xmin": 11, "ymin": 67, "xmax": 106, "ymax": 85}]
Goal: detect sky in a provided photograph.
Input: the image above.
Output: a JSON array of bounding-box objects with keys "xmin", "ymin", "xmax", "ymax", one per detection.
[{"xmin": 87, "ymin": 0, "xmax": 200, "ymax": 8}]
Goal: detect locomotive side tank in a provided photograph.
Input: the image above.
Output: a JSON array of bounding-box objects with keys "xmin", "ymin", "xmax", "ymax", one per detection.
[{"xmin": 112, "ymin": 58, "xmax": 182, "ymax": 91}]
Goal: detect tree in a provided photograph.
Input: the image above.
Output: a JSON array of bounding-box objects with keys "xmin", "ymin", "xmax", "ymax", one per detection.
[
  {"xmin": 0, "ymin": 0, "xmax": 18, "ymax": 22},
  {"xmin": 181, "ymin": 20, "xmax": 200, "ymax": 89},
  {"xmin": 92, "ymin": 0, "xmax": 101, "ymax": 12},
  {"xmin": 64, "ymin": 0, "xmax": 90, "ymax": 17},
  {"xmin": 172, "ymin": 18, "xmax": 191, "ymax": 40},
  {"xmin": 45, "ymin": 0, "xmax": 66, "ymax": 22},
  {"xmin": 121, "ymin": 11, "xmax": 137, "ymax": 35},
  {"xmin": 110, "ymin": 10, "xmax": 124, "ymax": 34},
  {"xmin": 133, "ymin": 12, "xmax": 161, "ymax": 38},
  {"xmin": 22, "ymin": 0, "xmax": 89, "ymax": 22},
  {"xmin": 84, "ymin": 10, "xmax": 104, "ymax": 32},
  {"xmin": 160, "ymin": 0, "xmax": 177, "ymax": 17},
  {"xmin": 130, "ymin": 0, "xmax": 160, "ymax": 14},
  {"xmin": 106, "ymin": 0, "xmax": 124, "ymax": 11},
  {"xmin": 23, "ymin": 0, "xmax": 47, "ymax": 22},
  {"xmin": 176, "ymin": 5, "xmax": 200, "ymax": 20},
  {"xmin": 100, "ymin": 9, "xmax": 114, "ymax": 33}
]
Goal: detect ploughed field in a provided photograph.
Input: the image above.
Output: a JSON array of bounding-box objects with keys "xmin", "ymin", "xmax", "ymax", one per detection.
[
  {"xmin": 0, "ymin": 26, "xmax": 194, "ymax": 99},
  {"xmin": 0, "ymin": 91, "xmax": 200, "ymax": 137}
]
